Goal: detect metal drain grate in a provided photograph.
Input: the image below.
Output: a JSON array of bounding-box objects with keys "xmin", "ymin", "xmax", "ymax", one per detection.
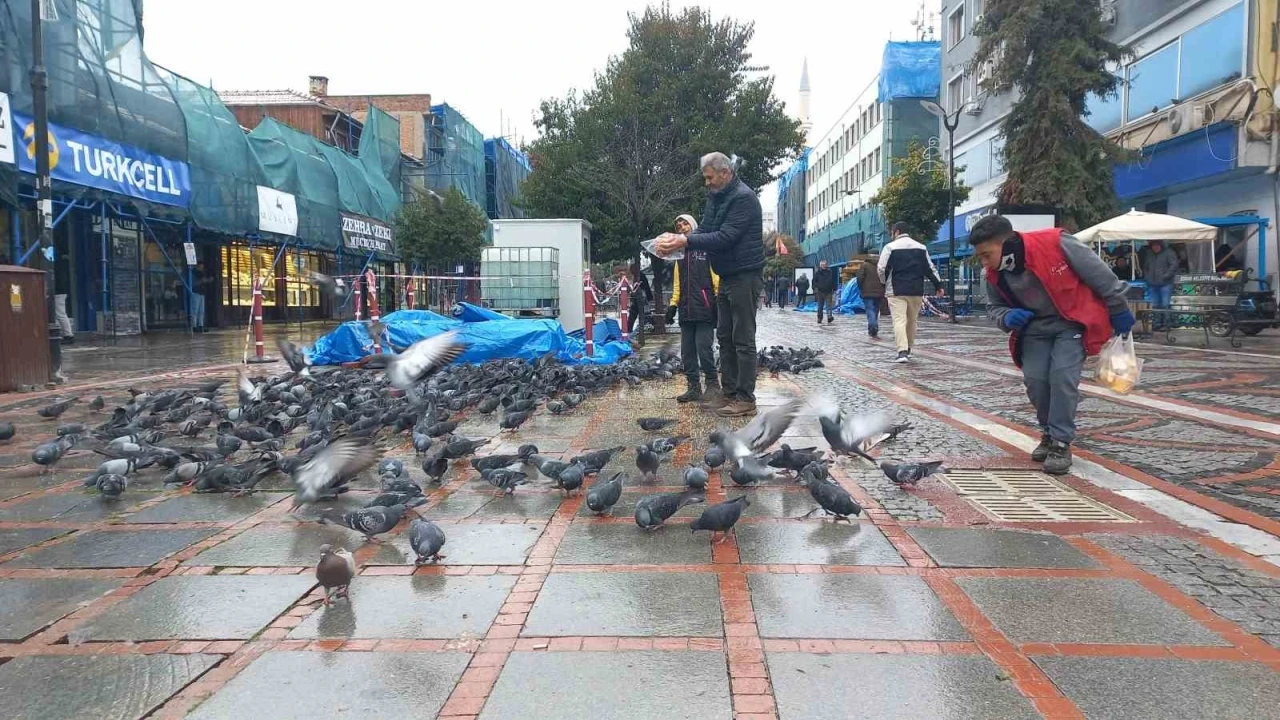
[{"xmin": 942, "ymin": 470, "xmax": 1134, "ymax": 523}]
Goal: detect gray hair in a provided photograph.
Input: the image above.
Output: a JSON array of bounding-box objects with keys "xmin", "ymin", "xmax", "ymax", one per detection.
[{"xmin": 700, "ymin": 152, "xmax": 735, "ymax": 174}]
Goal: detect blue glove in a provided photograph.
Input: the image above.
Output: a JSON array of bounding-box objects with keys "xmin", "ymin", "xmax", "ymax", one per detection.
[
  {"xmin": 1002, "ymin": 309, "xmax": 1034, "ymax": 331},
  {"xmin": 1111, "ymin": 310, "xmax": 1136, "ymax": 336}
]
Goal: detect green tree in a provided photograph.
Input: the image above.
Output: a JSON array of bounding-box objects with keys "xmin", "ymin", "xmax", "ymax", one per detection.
[
  {"xmin": 972, "ymin": 0, "xmax": 1132, "ymax": 230},
  {"xmin": 395, "ymin": 186, "xmax": 489, "ymax": 269},
  {"xmin": 522, "ymin": 3, "xmax": 804, "ymax": 263},
  {"xmin": 870, "ymin": 142, "xmax": 970, "ymax": 243},
  {"xmin": 763, "ymin": 232, "xmax": 803, "ymax": 279}
]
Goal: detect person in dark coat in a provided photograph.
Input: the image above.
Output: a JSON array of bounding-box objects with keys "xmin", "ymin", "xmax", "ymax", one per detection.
[
  {"xmin": 812, "ymin": 260, "xmax": 839, "ymax": 325},
  {"xmin": 622, "ymin": 262, "xmax": 653, "ymax": 337},
  {"xmin": 794, "ymin": 272, "xmax": 810, "ymax": 309},
  {"xmin": 667, "ymin": 214, "xmax": 720, "ymax": 403},
  {"xmin": 855, "ymin": 257, "xmax": 885, "ymax": 338},
  {"xmin": 656, "ymin": 152, "xmax": 764, "ymax": 418}
]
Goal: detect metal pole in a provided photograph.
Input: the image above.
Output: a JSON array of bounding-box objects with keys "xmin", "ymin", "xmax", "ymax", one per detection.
[
  {"xmin": 30, "ymin": 0, "xmax": 60, "ymax": 378},
  {"xmin": 186, "ymin": 224, "xmax": 194, "ymax": 337},
  {"xmin": 946, "ymin": 116, "xmax": 957, "ymax": 324}
]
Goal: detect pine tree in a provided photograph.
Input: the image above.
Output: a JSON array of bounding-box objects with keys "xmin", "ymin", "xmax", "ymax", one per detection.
[{"xmin": 972, "ymin": 0, "xmax": 1132, "ymax": 230}]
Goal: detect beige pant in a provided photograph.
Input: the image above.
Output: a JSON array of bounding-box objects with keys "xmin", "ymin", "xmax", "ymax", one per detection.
[{"xmin": 887, "ymin": 295, "xmax": 922, "ymax": 352}]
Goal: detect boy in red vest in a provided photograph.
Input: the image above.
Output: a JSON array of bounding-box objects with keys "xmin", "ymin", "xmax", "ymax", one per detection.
[{"xmin": 968, "ymin": 215, "xmax": 1135, "ymax": 474}]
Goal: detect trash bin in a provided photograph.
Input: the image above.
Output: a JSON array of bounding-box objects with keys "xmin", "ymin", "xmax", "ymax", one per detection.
[{"xmin": 0, "ymin": 265, "xmax": 52, "ymax": 391}]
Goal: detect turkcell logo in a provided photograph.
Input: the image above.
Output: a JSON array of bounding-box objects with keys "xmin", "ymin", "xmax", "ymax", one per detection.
[{"xmin": 11, "ymin": 111, "xmax": 191, "ymax": 208}]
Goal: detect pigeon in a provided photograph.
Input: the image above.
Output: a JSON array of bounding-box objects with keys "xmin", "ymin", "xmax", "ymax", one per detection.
[
  {"xmin": 32, "ymin": 436, "xmax": 76, "ymax": 473},
  {"xmin": 499, "ymin": 409, "xmax": 533, "ymax": 432},
  {"xmin": 215, "ymin": 434, "xmax": 243, "ymax": 457},
  {"xmin": 164, "ymin": 460, "xmax": 211, "ymax": 486},
  {"xmin": 95, "ymin": 473, "xmax": 129, "ymax": 500},
  {"xmin": 811, "ymin": 395, "xmax": 889, "ymax": 462},
  {"xmin": 444, "ymin": 437, "xmax": 488, "ymax": 459},
  {"xmin": 482, "ymin": 468, "xmax": 531, "ymax": 495},
  {"xmin": 766, "ymin": 444, "xmax": 826, "ymax": 475},
  {"xmin": 546, "ymin": 400, "xmax": 568, "ymax": 415},
  {"xmin": 421, "ymin": 444, "xmax": 449, "ymax": 483},
  {"xmin": 237, "ymin": 370, "xmax": 264, "ymax": 405},
  {"xmin": 690, "ymin": 495, "xmax": 750, "ymax": 543},
  {"xmin": 277, "ymin": 339, "xmax": 313, "ymax": 376},
  {"xmin": 0, "ymin": 421, "xmax": 14, "ymax": 441},
  {"xmin": 634, "ymin": 489, "xmax": 706, "ymax": 530},
  {"xmin": 708, "ymin": 399, "xmax": 803, "ymax": 461},
  {"xmin": 88, "ymin": 396, "xmax": 105, "ymax": 412},
  {"xmin": 423, "ymin": 421, "xmax": 458, "ymax": 438},
  {"xmin": 637, "ymin": 417, "xmax": 676, "ymax": 432},
  {"xmin": 364, "ymin": 492, "xmax": 427, "ymax": 509},
  {"xmin": 728, "ymin": 455, "xmax": 777, "ymax": 486},
  {"xmin": 310, "ymin": 271, "xmax": 351, "ymax": 301},
  {"xmin": 291, "ymin": 437, "xmax": 380, "ymax": 510},
  {"xmin": 378, "ymin": 458, "xmax": 406, "ymax": 479},
  {"xmin": 38, "ymin": 397, "xmax": 78, "ymax": 419},
  {"xmin": 82, "ymin": 457, "xmax": 140, "ymax": 486},
  {"xmin": 316, "ymin": 544, "xmax": 355, "ymax": 606},
  {"xmin": 554, "ymin": 462, "xmax": 586, "ymax": 496},
  {"xmin": 472, "ymin": 452, "xmax": 529, "ymax": 473},
  {"xmin": 528, "ymin": 454, "xmax": 572, "ymax": 484},
  {"xmin": 56, "ymin": 422, "xmax": 88, "ymax": 437},
  {"xmin": 569, "ymin": 446, "xmax": 625, "ymax": 474},
  {"xmin": 585, "ymin": 471, "xmax": 625, "ymax": 515},
  {"xmin": 704, "ymin": 445, "xmax": 725, "ymax": 469},
  {"xmin": 683, "ymin": 465, "xmax": 709, "ymax": 491},
  {"xmin": 646, "ymin": 435, "xmax": 689, "ymax": 454},
  {"xmin": 799, "ymin": 463, "xmax": 862, "ymax": 521},
  {"xmin": 320, "ymin": 504, "xmax": 408, "ymax": 541},
  {"xmin": 476, "ymin": 396, "xmax": 501, "ymax": 415},
  {"xmin": 408, "ymin": 518, "xmax": 447, "ymax": 565},
  {"xmin": 635, "ymin": 445, "xmax": 661, "ymax": 478},
  {"xmin": 880, "ymin": 460, "xmax": 944, "ymax": 486},
  {"xmin": 386, "ymin": 332, "xmax": 467, "ymax": 389}
]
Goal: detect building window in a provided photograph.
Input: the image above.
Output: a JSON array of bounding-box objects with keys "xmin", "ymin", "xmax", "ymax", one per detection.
[
  {"xmin": 964, "ymin": 140, "xmax": 991, "ymax": 187},
  {"xmin": 1179, "ymin": 3, "xmax": 1245, "ymax": 99},
  {"xmin": 1125, "ymin": 42, "xmax": 1178, "ymax": 122},
  {"xmin": 990, "ymin": 136, "xmax": 1005, "ymax": 176},
  {"xmin": 874, "ymin": 148, "xmax": 882, "ymax": 174},
  {"xmin": 948, "ymin": 74, "xmax": 967, "ymax": 113},
  {"xmin": 971, "ymin": 0, "xmax": 984, "ymax": 28},
  {"xmin": 221, "ymin": 244, "xmax": 277, "ymax": 307},
  {"xmin": 948, "ymin": 4, "xmax": 966, "ymax": 48},
  {"xmin": 285, "ymin": 251, "xmax": 321, "ymax": 307}
]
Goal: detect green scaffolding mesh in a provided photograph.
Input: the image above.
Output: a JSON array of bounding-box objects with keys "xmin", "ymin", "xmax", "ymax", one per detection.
[
  {"xmin": 427, "ymin": 103, "xmax": 485, "ymax": 208},
  {"xmin": 359, "ymin": 106, "xmax": 403, "ymax": 210}
]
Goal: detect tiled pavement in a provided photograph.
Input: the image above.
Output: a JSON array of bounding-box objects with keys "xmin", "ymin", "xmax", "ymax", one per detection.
[{"xmin": 0, "ymin": 316, "xmax": 1278, "ymax": 718}]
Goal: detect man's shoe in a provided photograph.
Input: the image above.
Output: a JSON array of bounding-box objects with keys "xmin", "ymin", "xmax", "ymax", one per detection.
[
  {"xmin": 701, "ymin": 393, "xmax": 732, "ymax": 411},
  {"xmin": 703, "ymin": 381, "xmax": 721, "ymax": 400},
  {"xmin": 1030, "ymin": 434, "xmax": 1053, "ymax": 462},
  {"xmin": 827, "ymin": 316, "xmax": 834, "ymax": 324},
  {"xmin": 1043, "ymin": 441, "xmax": 1073, "ymax": 475},
  {"xmin": 716, "ymin": 399, "xmax": 757, "ymax": 418},
  {"xmin": 676, "ymin": 383, "xmax": 702, "ymax": 403},
  {"xmin": 894, "ymin": 351, "xmax": 909, "ymax": 363}
]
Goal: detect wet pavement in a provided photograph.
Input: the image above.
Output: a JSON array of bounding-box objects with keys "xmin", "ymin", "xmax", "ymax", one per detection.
[{"xmin": 0, "ymin": 312, "xmax": 1278, "ymax": 718}]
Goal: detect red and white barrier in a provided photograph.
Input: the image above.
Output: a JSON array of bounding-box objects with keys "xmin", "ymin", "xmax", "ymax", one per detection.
[
  {"xmin": 406, "ymin": 277, "xmax": 416, "ymax": 310},
  {"xmin": 583, "ymin": 270, "xmax": 595, "ymax": 357},
  {"xmin": 353, "ymin": 273, "xmax": 363, "ymax": 322},
  {"xmin": 365, "ymin": 268, "xmax": 382, "ymax": 354},
  {"xmin": 244, "ymin": 274, "xmax": 273, "ymax": 364},
  {"xmin": 619, "ymin": 279, "xmax": 631, "ymax": 343}
]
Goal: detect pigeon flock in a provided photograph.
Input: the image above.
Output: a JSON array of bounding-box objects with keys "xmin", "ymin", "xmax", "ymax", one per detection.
[{"xmin": 11, "ymin": 321, "xmax": 942, "ymax": 608}]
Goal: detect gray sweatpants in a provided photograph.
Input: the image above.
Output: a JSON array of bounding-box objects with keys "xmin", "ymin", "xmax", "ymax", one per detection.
[{"xmin": 1020, "ymin": 328, "xmax": 1085, "ymax": 444}]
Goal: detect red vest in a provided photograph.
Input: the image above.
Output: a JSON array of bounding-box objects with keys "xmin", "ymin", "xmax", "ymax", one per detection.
[{"xmin": 986, "ymin": 228, "xmax": 1114, "ymax": 367}]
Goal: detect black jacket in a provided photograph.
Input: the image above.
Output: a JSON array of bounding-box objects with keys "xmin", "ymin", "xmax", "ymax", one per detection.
[
  {"xmin": 811, "ymin": 267, "xmax": 837, "ymax": 294},
  {"xmin": 688, "ymin": 177, "xmax": 764, "ymax": 278},
  {"xmin": 878, "ymin": 236, "xmax": 942, "ymax": 297},
  {"xmin": 794, "ymin": 275, "xmax": 810, "ymax": 293},
  {"xmin": 671, "ymin": 250, "xmax": 717, "ymax": 324}
]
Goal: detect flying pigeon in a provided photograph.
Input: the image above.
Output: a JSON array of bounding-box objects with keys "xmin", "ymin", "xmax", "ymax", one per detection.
[
  {"xmin": 291, "ymin": 437, "xmax": 379, "ymax": 510},
  {"xmin": 237, "ymin": 370, "xmax": 264, "ymax": 406},
  {"xmin": 309, "ymin": 271, "xmax": 351, "ymax": 301},
  {"xmin": 634, "ymin": 489, "xmax": 705, "ymax": 530},
  {"xmin": 277, "ymin": 339, "xmax": 313, "ymax": 376},
  {"xmin": 386, "ymin": 332, "xmax": 467, "ymax": 389},
  {"xmin": 811, "ymin": 395, "xmax": 889, "ymax": 462},
  {"xmin": 880, "ymin": 460, "xmax": 944, "ymax": 486},
  {"xmin": 585, "ymin": 471, "xmax": 624, "ymax": 515},
  {"xmin": 708, "ymin": 398, "xmax": 803, "ymax": 461},
  {"xmin": 690, "ymin": 495, "xmax": 750, "ymax": 543},
  {"xmin": 316, "ymin": 544, "xmax": 355, "ymax": 606},
  {"xmin": 408, "ymin": 518, "xmax": 447, "ymax": 565}
]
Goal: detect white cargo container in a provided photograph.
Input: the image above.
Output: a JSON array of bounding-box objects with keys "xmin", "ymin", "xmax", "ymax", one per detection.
[{"xmin": 491, "ymin": 219, "xmax": 592, "ymax": 331}]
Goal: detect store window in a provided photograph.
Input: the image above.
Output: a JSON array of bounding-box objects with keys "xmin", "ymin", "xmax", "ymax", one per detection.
[
  {"xmin": 221, "ymin": 244, "xmax": 277, "ymax": 307},
  {"xmin": 1179, "ymin": 3, "xmax": 1244, "ymax": 99},
  {"xmin": 285, "ymin": 251, "xmax": 321, "ymax": 307}
]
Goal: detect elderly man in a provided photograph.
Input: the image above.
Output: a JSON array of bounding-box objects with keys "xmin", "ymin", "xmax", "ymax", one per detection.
[{"xmin": 656, "ymin": 152, "xmax": 764, "ymax": 417}]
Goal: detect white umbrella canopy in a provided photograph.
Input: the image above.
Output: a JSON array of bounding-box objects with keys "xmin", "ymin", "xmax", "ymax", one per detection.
[{"xmin": 1076, "ymin": 209, "xmax": 1218, "ymax": 244}]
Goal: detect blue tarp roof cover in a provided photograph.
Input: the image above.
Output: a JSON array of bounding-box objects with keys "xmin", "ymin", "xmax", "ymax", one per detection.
[{"xmin": 878, "ymin": 41, "xmax": 941, "ymax": 102}]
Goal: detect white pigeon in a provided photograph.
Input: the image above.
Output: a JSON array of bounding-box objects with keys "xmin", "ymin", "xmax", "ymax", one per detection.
[
  {"xmin": 291, "ymin": 437, "xmax": 379, "ymax": 510},
  {"xmin": 385, "ymin": 331, "xmax": 467, "ymax": 390},
  {"xmin": 709, "ymin": 399, "xmax": 804, "ymax": 461},
  {"xmin": 237, "ymin": 370, "xmax": 264, "ymax": 405}
]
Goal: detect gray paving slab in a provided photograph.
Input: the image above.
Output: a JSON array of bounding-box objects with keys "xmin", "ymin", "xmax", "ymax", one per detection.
[
  {"xmin": 907, "ymin": 527, "xmax": 1103, "ymax": 569},
  {"xmin": 739, "ymin": 488, "xmax": 827, "ymax": 518},
  {"xmin": 124, "ymin": 492, "xmax": 288, "ymax": 523},
  {"xmin": 0, "ymin": 491, "xmax": 152, "ymax": 522},
  {"xmin": 750, "ymin": 573, "xmax": 969, "ymax": 640},
  {"xmin": 0, "ymin": 577, "xmax": 125, "ymax": 640},
  {"xmin": 188, "ymin": 650, "xmax": 468, "ymax": 720},
  {"xmin": 419, "ymin": 491, "xmax": 494, "ymax": 519},
  {"xmin": 0, "ymin": 527, "xmax": 71, "ymax": 556},
  {"xmin": 288, "ymin": 575, "xmax": 514, "ymax": 639},
  {"xmin": 1035, "ymin": 656, "xmax": 1280, "ymax": 720},
  {"xmin": 3, "ymin": 528, "xmax": 216, "ymax": 569},
  {"xmin": 368, "ymin": 522, "xmax": 544, "ymax": 565},
  {"xmin": 185, "ymin": 523, "xmax": 363, "ymax": 566},
  {"xmin": 524, "ymin": 571, "xmax": 723, "ymax": 637},
  {"xmin": 70, "ymin": 575, "xmax": 315, "ymax": 641},
  {"xmin": 957, "ymin": 577, "xmax": 1228, "ymax": 645},
  {"xmin": 768, "ymin": 652, "xmax": 1039, "ymax": 720},
  {"xmin": 0, "ymin": 653, "xmax": 220, "ymax": 720},
  {"xmin": 0, "ymin": 475, "xmax": 66, "ymax": 500},
  {"xmin": 470, "ymin": 492, "xmax": 564, "ymax": 520},
  {"xmin": 481, "ymin": 651, "xmax": 732, "ymax": 720},
  {"xmin": 735, "ymin": 522, "xmax": 906, "ymax": 566},
  {"xmin": 554, "ymin": 522, "xmax": 712, "ymax": 565}
]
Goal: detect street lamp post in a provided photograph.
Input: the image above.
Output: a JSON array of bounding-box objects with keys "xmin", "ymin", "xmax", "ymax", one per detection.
[
  {"xmin": 30, "ymin": 0, "xmax": 61, "ymax": 377},
  {"xmin": 921, "ymin": 100, "xmax": 962, "ymax": 324}
]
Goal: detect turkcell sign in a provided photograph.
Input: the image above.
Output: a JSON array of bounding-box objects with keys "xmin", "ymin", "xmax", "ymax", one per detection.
[
  {"xmin": 11, "ymin": 111, "xmax": 191, "ymax": 208},
  {"xmin": 340, "ymin": 212, "xmax": 394, "ymax": 255}
]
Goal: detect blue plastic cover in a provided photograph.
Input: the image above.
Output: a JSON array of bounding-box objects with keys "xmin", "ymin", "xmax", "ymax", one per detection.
[
  {"xmin": 792, "ymin": 281, "xmax": 865, "ymax": 315},
  {"xmin": 877, "ymin": 41, "xmax": 941, "ymax": 102},
  {"xmin": 451, "ymin": 302, "xmax": 513, "ymax": 323},
  {"xmin": 777, "ymin": 148, "xmax": 810, "ymax": 203}
]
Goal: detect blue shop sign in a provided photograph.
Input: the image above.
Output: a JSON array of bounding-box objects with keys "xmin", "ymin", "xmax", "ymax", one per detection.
[{"xmin": 11, "ymin": 112, "xmax": 190, "ymax": 208}]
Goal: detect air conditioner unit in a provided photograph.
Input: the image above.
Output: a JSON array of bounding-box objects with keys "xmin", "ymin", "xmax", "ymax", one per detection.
[{"xmin": 965, "ymin": 98, "xmax": 985, "ymax": 115}]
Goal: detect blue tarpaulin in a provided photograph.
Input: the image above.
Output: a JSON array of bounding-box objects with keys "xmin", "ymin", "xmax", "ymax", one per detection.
[
  {"xmin": 309, "ymin": 312, "xmax": 631, "ymax": 366},
  {"xmin": 877, "ymin": 41, "xmax": 941, "ymax": 102},
  {"xmin": 451, "ymin": 302, "xmax": 512, "ymax": 322},
  {"xmin": 792, "ymin": 281, "xmax": 865, "ymax": 315}
]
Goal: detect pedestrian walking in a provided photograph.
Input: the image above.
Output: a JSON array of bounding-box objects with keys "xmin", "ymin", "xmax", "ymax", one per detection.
[
  {"xmin": 775, "ymin": 275, "xmax": 789, "ymax": 310},
  {"xmin": 855, "ymin": 255, "xmax": 885, "ymax": 339},
  {"xmin": 877, "ymin": 222, "xmax": 943, "ymax": 362},
  {"xmin": 812, "ymin": 260, "xmax": 838, "ymax": 325},
  {"xmin": 667, "ymin": 214, "xmax": 720, "ymax": 404},
  {"xmin": 1139, "ymin": 240, "xmax": 1179, "ymax": 330},
  {"xmin": 620, "ymin": 263, "xmax": 653, "ymax": 337},
  {"xmin": 656, "ymin": 152, "xmax": 764, "ymax": 418},
  {"xmin": 794, "ymin": 272, "xmax": 810, "ymax": 308},
  {"xmin": 969, "ymin": 214, "xmax": 1135, "ymax": 475}
]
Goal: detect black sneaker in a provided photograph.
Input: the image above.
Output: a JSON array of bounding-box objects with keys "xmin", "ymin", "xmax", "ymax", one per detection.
[
  {"xmin": 827, "ymin": 316, "xmax": 834, "ymax": 324},
  {"xmin": 1043, "ymin": 440, "xmax": 1073, "ymax": 475},
  {"xmin": 894, "ymin": 351, "xmax": 909, "ymax": 363},
  {"xmin": 1030, "ymin": 434, "xmax": 1053, "ymax": 462},
  {"xmin": 676, "ymin": 384, "xmax": 702, "ymax": 403}
]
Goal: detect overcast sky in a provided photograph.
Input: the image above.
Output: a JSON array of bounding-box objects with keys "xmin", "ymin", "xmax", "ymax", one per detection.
[{"xmin": 143, "ymin": 0, "xmax": 928, "ymax": 198}]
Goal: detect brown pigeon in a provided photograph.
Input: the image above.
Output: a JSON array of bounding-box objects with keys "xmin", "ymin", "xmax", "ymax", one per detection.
[{"xmin": 316, "ymin": 544, "xmax": 355, "ymax": 606}]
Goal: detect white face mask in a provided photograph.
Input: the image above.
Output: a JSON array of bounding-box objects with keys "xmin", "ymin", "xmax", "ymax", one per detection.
[{"xmin": 998, "ymin": 253, "xmax": 1017, "ymax": 272}]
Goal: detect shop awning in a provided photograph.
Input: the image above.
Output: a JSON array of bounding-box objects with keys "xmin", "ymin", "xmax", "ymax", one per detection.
[{"xmin": 1076, "ymin": 209, "xmax": 1218, "ymax": 245}]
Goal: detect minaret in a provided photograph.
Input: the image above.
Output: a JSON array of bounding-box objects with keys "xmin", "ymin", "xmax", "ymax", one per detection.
[{"xmin": 798, "ymin": 58, "xmax": 812, "ymax": 137}]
